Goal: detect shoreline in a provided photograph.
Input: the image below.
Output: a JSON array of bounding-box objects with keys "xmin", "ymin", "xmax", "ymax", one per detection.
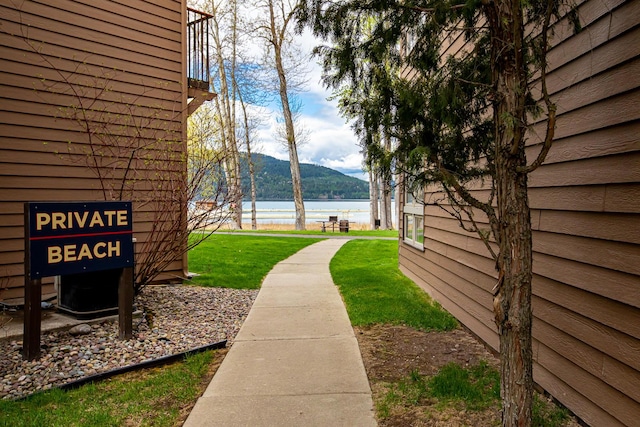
[{"xmin": 219, "ymin": 221, "xmax": 375, "ymax": 232}]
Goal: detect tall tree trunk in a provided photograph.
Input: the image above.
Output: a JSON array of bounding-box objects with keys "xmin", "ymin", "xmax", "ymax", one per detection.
[
  {"xmin": 247, "ymin": 148, "xmax": 257, "ymax": 230},
  {"xmin": 237, "ymin": 91, "xmax": 258, "ymax": 230},
  {"xmin": 378, "ymin": 174, "xmax": 388, "ymax": 230},
  {"xmin": 369, "ymin": 169, "xmax": 379, "ymax": 229},
  {"xmin": 268, "ymin": 0, "xmax": 305, "ymax": 230},
  {"xmin": 288, "ymin": 139, "xmax": 305, "ymax": 230},
  {"xmin": 485, "ymin": 2, "xmax": 533, "ymax": 426},
  {"xmin": 494, "ymin": 156, "xmax": 533, "ymax": 427},
  {"xmin": 382, "ymin": 181, "xmax": 392, "ymax": 229},
  {"xmin": 229, "ymin": 0, "xmax": 242, "ymax": 229},
  {"xmin": 212, "ymin": 96, "xmax": 233, "ymax": 195},
  {"xmin": 210, "ymin": 1, "xmax": 243, "ymax": 228},
  {"xmin": 382, "ymin": 132, "xmax": 393, "ymax": 229}
]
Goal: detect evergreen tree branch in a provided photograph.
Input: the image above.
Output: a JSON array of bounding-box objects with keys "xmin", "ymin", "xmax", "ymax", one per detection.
[
  {"xmin": 518, "ymin": 0, "xmax": 556, "ymax": 174},
  {"xmin": 431, "ymin": 154, "xmax": 501, "ymax": 248},
  {"xmin": 439, "ymin": 186, "xmax": 499, "ymax": 261}
]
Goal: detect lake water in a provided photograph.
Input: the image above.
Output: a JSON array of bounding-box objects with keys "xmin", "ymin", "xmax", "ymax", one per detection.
[{"xmin": 240, "ymin": 200, "xmax": 396, "ymax": 225}]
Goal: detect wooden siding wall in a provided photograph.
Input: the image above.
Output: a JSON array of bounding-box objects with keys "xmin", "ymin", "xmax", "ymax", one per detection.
[
  {"xmin": 0, "ymin": 0, "xmax": 186, "ymax": 301},
  {"xmin": 398, "ymin": 1, "xmax": 640, "ymax": 425}
]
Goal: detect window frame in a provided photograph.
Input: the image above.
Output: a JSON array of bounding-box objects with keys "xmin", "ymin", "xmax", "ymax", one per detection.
[{"xmin": 402, "ymin": 181, "xmax": 425, "ymax": 250}]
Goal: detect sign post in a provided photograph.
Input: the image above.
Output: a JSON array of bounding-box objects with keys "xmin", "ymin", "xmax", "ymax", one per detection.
[
  {"xmin": 24, "ymin": 201, "xmax": 134, "ymax": 360},
  {"xmin": 119, "ymin": 267, "xmax": 134, "ymax": 339},
  {"xmin": 23, "ymin": 203, "xmax": 41, "ymax": 360}
]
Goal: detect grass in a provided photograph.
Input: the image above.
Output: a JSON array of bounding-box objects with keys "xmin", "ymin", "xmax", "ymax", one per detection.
[
  {"xmin": 332, "ymin": 239, "xmax": 572, "ymax": 426},
  {"xmin": 187, "ymin": 234, "xmax": 322, "ymax": 289},
  {"xmin": 220, "ymin": 227, "xmax": 398, "ymax": 238},
  {"xmin": 330, "ymin": 239, "xmax": 458, "ymax": 331},
  {"xmin": 378, "ymin": 362, "xmax": 569, "ymax": 426},
  {"xmin": 378, "ymin": 362, "xmax": 500, "ymax": 418},
  {"xmin": 428, "ymin": 362, "xmax": 500, "ymax": 410},
  {"xmin": 533, "ymin": 394, "xmax": 572, "ymax": 427},
  {"xmin": 2, "ymin": 235, "xmax": 572, "ymax": 426},
  {"xmin": 1, "ymin": 234, "xmax": 319, "ymax": 426},
  {"xmin": 0, "ymin": 350, "xmax": 218, "ymax": 427}
]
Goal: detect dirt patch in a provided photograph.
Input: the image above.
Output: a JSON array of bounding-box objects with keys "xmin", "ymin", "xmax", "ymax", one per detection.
[
  {"xmin": 355, "ymin": 324, "xmax": 579, "ymax": 427},
  {"xmin": 355, "ymin": 324, "xmax": 499, "ymax": 381},
  {"xmin": 355, "ymin": 324, "xmax": 500, "ymax": 426}
]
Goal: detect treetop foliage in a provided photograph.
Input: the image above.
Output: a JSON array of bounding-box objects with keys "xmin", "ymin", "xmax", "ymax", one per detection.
[{"xmin": 296, "ymin": 0, "xmax": 566, "ymax": 193}]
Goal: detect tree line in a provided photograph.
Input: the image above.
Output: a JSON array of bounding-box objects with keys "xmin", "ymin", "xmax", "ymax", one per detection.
[{"xmin": 240, "ymin": 153, "xmax": 369, "ymax": 200}]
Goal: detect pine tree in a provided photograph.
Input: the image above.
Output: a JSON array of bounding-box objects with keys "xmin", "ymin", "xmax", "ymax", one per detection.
[{"xmin": 298, "ymin": 1, "xmax": 568, "ymax": 425}]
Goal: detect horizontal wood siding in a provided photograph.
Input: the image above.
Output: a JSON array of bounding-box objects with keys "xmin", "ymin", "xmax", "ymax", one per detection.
[
  {"xmin": 0, "ymin": 0, "xmax": 186, "ymax": 300},
  {"xmin": 399, "ymin": 1, "xmax": 640, "ymax": 425}
]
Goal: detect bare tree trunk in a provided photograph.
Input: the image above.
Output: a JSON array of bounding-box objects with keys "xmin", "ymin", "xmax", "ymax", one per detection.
[
  {"xmin": 382, "ymin": 132, "xmax": 393, "ymax": 229},
  {"xmin": 391, "ymin": 174, "xmax": 402, "ymax": 230},
  {"xmin": 229, "ymin": 0, "xmax": 243, "ymax": 228},
  {"xmin": 247, "ymin": 148, "xmax": 257, "ymax": 229},
  {"xmin": 209, "ymin": 1, "xmax": 243, "ymax": 229},
  {"xmin": 378, "ymin": 174, "xmax": 388, "ymax": 230},
  {"xmin": 485, "ymin": 2, "xmax": 533, "ymax": 425},
  {"xmin": 288, "ymin": 143, "xmax": 305, "ymax": 229},
  {"xmin": 237, "ymin": 92, "xmax": 258, "ymax": 230},
  {"xmin": 268, "ymin": 0, "xmax": 305, "ymax": 230},
  {"xmin": 369, "ymin": 169, "xmax": 379, "ymax": 229},
  {"xmin": 379, "ymin": 173, "xmax": 393, "ymax": 230},
  {"xmin": 228, "ymin": 135, "xmax": 243, "ymax": 229}
]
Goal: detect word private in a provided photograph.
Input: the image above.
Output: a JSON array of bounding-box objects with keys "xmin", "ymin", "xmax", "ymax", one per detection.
[{"xmin": 35, "ymin": 209, "xmax": 129, "ymax": 231}]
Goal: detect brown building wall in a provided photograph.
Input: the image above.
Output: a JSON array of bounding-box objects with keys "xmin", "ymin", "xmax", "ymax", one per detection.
[
  {"xmin": 399, "ymin": 1, "xmax": 640, "ymax": 425},
  {"xmin": 0, "ymin": 0, "xmax": 187, "ymax": 301}
]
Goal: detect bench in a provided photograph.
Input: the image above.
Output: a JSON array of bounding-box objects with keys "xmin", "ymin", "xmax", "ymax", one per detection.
[
  {"xmin": 318, "ymin": 216, "xmax": 339, "ymax": 232},
  {"xmin": 329, "ymin": 216, "xmax": 338, "ymax": 232}
]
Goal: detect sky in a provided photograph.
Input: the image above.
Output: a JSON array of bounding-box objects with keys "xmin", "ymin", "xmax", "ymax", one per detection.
[{"xmin": 251, "ymin": 32, "xmax": 368, "ymax": 181}]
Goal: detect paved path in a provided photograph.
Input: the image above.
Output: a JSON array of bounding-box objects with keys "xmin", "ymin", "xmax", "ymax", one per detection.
[{"xmin": 184, "ymin": 239, "xmax": 377, "ymax": 427}]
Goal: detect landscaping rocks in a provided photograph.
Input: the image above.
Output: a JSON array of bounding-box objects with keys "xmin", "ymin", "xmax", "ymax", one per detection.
[
  {"xmin": 68, "ymin": 324, "xmax": 92, "ymax": 336},
  {"xmin": 0, "ymin": 285, "xmax": 258, "ymax": 400}
]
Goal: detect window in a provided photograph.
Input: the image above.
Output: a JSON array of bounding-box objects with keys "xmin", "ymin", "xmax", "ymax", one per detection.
[{"xmin": 403, "ymin": 181, "xmax": 424, "ymax": 249}]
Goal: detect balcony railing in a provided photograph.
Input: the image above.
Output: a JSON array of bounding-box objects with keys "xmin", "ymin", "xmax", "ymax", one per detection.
[{"xmin": 187, "ymin": 7, "xmax": 213, "ymax": 91}]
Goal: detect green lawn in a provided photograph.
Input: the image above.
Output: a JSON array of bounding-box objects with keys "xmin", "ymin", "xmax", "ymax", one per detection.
[
  {"xmin": 219, "ymin": 228, "xmax": 398, "ymax": 238},
  {"xmin": 187, "ymin": 234, "xmax": 322, "ymax": 289},
  {"xmin": 330, "ymin": 239, "xmax": 458, "ymax": 331},
  {"xmin": 0, "ymin": 351, "xmax": 216, "ymax": 427},
  {"xmin": 2, "ymin": 234, "xmax": 461, "ymax": 426}
]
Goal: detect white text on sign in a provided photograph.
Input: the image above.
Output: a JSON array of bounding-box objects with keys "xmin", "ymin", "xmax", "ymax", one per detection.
[
  {"xmin": 47, "ymin": 241, "xmax": 121, "ymax": 263},
  {"xmin": 36, "ymin": 210, "xmax": 129, "ymax": 231}
]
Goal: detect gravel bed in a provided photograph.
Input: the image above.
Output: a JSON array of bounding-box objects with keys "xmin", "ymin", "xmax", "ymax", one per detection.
[{"xmin": 0, "ymin": 285, "xmax": 258, "ymax": 400}]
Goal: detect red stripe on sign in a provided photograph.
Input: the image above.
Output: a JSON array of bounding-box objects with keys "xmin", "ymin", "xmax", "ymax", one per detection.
[{"xmin": 29, "ymin": 230, "xmax": 133, "ymax": 241}]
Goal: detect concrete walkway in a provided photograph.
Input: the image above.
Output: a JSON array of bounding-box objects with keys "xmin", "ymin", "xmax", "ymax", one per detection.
[{"xmin": 184, "ymin": 239, "xmax": 377, "ymax": 427}]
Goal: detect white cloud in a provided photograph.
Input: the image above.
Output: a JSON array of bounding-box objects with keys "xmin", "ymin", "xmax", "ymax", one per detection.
[{"xmin": 251, "ymin": 30, "xmax": 367, "ymax": 180}]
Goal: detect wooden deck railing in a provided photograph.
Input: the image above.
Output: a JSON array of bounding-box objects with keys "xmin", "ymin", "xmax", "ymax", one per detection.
[{"xmin": 187, "ymin": 7, "xmax": 213, "ymax": 91}]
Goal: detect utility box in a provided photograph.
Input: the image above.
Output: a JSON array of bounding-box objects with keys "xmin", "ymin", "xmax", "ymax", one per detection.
[{"xmin": 57, "ymin": 269, "xmax": 122, "ymax": 319}]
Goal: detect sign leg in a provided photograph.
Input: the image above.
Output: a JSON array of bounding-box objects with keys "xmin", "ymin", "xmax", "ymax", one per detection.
[
  {"xmin": 118, "ymin": 267, "xmax": 134, "ymax": 340},
  {"xmin": 23, "ymin": 278, "xmax": 42, "ymax": 361}
]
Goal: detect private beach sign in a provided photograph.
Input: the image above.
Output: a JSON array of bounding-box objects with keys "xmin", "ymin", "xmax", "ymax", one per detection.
[
  {"xmin": 26, "ymin": 201, "xmax": 134, "ymax": 279},
  {"xmin": 22, "ymin": 201, "xmax": 135, "ymax": 360}
]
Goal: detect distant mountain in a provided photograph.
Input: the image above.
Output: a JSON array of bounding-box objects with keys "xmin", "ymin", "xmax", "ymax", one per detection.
[{"xmin": 241, "ymin": 153, "xmax": 369, "ymax": 200}]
